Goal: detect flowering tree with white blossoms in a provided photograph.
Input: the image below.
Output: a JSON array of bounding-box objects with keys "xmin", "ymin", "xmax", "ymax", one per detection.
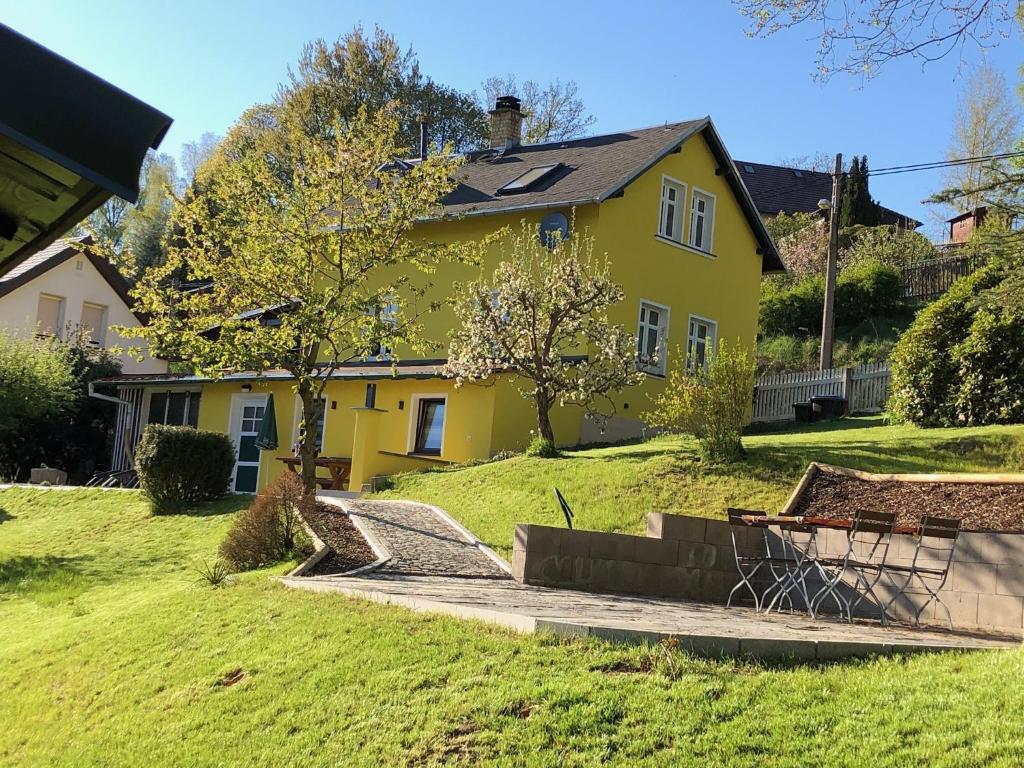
[{"xmin": 444, "ymin": 221, "xmax": 642, "ymax": 447}]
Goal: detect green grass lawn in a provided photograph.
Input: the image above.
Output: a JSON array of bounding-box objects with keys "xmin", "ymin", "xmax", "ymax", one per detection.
[
  {"xmin": 3, "ymin": 421, "xmax": 1024, "ymax": 766},
  {"xmin": 373, "ymin": 417, "xmax": 1024, "ymax": 559}
]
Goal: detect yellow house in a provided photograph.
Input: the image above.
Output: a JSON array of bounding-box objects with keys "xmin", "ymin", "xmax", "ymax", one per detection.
[{"xmin": 100, "ymin": 98, "xmax": 782, "ymax": 493}]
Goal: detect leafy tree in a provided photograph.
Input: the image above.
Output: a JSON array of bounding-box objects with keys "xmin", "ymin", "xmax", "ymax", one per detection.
[
  {"xmin": 648, "ymin": 340, "xmax": 756, "ymax": 463},
  {"xmin": 180, "ymin": 132, "xmax": 221, "ymax": 184},
  {"xmin": 735, "ymin": 0, "xmax": 1016, "ymax": 80},
  {"xmin": 122, "ymin": 153, "xmax": 178, "ymax": 277},
  {"xmin": 444, "ymin": 221, "xmax": 641, "ymax": 446},
  {"xmin": 0, "ymin": 334, "xmax": 77, "ymax": 435},
  {"xmin": 276, "ymin": 27, "xmax": 487, "ymax": 154},
  {"xmin": 481, "ymin": 76, "xmax": 595, "ymax": 143},
  {"xmin": 764, "ymin": 212, "xmax": 829, "ymax": 277},
  {"xmin": 114, "ymin": 107, "xmax": 482, "ymax": 492},
  {"xmin": 943, "ymin": 62, "xmax": 1021, "ymax": 212}
]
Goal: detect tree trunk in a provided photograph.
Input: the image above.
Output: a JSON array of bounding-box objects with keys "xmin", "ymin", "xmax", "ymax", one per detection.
[
  {"xmin": 297, "ymin": 382, "xmax": 319, "ymax": 494},
  {"xmin": 534, "ymin": 390, "xmax": 555, "ymax": 443}
]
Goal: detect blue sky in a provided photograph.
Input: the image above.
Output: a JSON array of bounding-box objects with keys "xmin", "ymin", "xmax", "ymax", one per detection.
[{"xmin": 4, "ymin": 0, "xmax": 1020, "ymax": 238}]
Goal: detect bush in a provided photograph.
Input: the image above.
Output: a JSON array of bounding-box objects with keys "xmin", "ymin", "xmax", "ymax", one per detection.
[
  {"xmin": 525, "ymin": 436, "xmax": 560, "ymax": 458},
  {"xmin": 135, "ymin": 424, "xmax": 235, "ymax": 513},
  {"xmin": 648, "ymin": 340, "xmax": 756, "ymax": 463},
  {"xmin": 889, "ymin": 265, "xmax": 1007, "ymax": 426},
  {"xmin": 219, "ymin": 471, "xmax": 314, "ymax": 571},
  {"xmin": 951, "ymin": 303, "xmax": 1024, "ymax": 425},
  {"xmin": 758, "ymin": 276, "xmax": 824, "ymax": 337},
  {"xmin": 835, "ymin": 261, "xmax": 904, "ymax": 327}
]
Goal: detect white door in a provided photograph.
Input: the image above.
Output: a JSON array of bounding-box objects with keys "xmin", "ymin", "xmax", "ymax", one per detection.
[{"xmin": 231, "ymin": 396, "xmax": 267, "ymax": 493}]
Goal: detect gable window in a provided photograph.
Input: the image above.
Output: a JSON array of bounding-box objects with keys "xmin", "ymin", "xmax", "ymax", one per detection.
[
  {"xmin": 687, "ymin": 316, "xmax": 717, "ymax": 370},
  {"xmin": 637, "ymin": 300, "xmax": 669, "ymax": 375},
  {"xmin": 689, "ymin": 189, "xmax": 715, "ymax": 252},
  {"xmin": 412, "ymin": 397, "xmax": 446, "ymax": 455},
  {"xmin": 496, "ymin": 164, "xmax": 563, "ymax": 195},
  {"xmin": 658, "ymin": 177, "xmax": 685, "ymax": 243},
  {"xmin": 80, "ymin": 302, "xmax": 108, "ymax": 346},
  {"xmin": 147, "ymin": 391, "xmax": 201, "ymax": 428},
  {"xmin": 36, "ymin": 293, "xmax": 65, "ymax": 337}
]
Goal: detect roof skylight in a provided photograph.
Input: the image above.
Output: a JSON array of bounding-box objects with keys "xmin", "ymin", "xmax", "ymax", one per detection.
[{"xmin": 496, "ymin": 163, "xmax": 563, "ymax": 195}]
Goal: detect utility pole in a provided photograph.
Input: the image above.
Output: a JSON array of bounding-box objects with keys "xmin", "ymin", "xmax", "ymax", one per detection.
[{"xmin": 819, "ymin": 152, "xmax": 843, "ymax": 371}]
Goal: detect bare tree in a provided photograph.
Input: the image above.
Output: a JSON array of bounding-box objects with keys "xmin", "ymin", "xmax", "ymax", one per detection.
[
  {"xmin": 181, "ymin": 132, "xmax": 221, "ymax": 185},
  {"xmin": 482, "ymin": 76, "xmax": 595, "ymax": 143},
  {"xmin": 943, "ymin": 61, "xmax": 1021, "ymax": 211},
  {"xmin": 775, "ymin": 151, "xmax": 834, "ymax": 172},
  {"xmin": 734, "ymin": 0, "xmax": 1016, "ymax": 79}
]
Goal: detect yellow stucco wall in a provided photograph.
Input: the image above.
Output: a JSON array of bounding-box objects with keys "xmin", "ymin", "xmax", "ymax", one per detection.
[{"xmin": 168, "ymin": 127, "xmax": 766, "ymax": 491}]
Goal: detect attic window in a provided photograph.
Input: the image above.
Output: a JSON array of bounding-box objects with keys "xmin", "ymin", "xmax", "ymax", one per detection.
[
  {"xmin": 496, "ymin": 163, "xmax": 562, "ymax": 195},
  {"xmin": 793, "ymin": 170, "xmax": 804, "ymax": 178},
  {"xmin": 743, "ymin": 164, "xmax": 755, "ymax": 173}
]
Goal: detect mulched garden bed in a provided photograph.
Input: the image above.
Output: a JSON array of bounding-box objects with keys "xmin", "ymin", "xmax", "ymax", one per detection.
[
  {"xmin": 302, "ymin": 502, "xmax": 376, "ymax": 575},
  {"xmin": 791, "ymin": 471, "xmax": 1024, "ymax": 532}
]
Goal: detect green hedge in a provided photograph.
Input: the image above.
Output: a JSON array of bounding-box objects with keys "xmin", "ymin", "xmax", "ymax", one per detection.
[
  {"xmin": 759, "ymin": 261, "xmax": 905, "ymax": 338},
  {"xmin": 888, "ymin": 265, "xmax": 1009, "ymax": 426},
  {"xmin": 135, "ymin": 424, "xmax": 235, "ymax": 514}
]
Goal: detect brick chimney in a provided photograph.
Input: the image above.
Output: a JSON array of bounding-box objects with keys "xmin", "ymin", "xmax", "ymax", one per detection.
[{"xmin": 489, "ymin": 95, "xmax": 524, "ymax": 149}]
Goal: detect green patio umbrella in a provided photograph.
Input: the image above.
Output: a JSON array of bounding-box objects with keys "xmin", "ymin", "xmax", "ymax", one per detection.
[{"xmin": 254, "ymin": 394, "xmax": 278, "ymax": 450}]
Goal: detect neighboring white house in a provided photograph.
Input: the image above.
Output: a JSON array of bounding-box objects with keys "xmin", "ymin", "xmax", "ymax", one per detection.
[{"xmin": 0, "ymin": 238, "xmax": 166, "ymax": 374}]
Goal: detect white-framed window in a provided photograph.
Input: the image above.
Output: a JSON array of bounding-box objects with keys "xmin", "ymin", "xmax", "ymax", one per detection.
[
  {"xmin": 80, "ymin": 302, "xmax": 108, "ymax": 346},
  {"xmin": 636, "ymin": 300, "xmax": 670, "ymax": 375},
  {"xmin": 366, "ymin": 300, "xmax": 399, "ymax": 360},
  {"xmin": 689, "ymin": 189, "xmax": 716, "ymax": 252},
  {"xmin": 292, "ymin": 396, "xmax": 327, "ymax": 452},
  {"xmin": 658, "ymin": 176, "xmax": 686, "ymax": 243},
  {"xmin": 407, "ymin": 394, "xmax": 447, "ymax": 456},
  {"xmin": 36, "ymin": 293, "xmax": 65, "ymax": 337},
  {"xmin": 687, "ymin": 315, "xmax": 718, "ymax": 370}
]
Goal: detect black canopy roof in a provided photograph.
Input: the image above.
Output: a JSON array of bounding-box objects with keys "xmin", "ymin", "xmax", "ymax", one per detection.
[{"xmin": 0, "ymin": 23, "xmax": 172, "ymax": 277}]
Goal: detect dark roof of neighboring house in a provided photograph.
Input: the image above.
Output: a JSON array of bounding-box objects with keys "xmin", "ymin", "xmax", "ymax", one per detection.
[
  {"xmin": 0, "ymin": 23, "xmax": 172, "ymax": 278},
  {"xmin": 734, "ymin": 160, "xmax": 921, "ymax": 229},
  {"xmin": 0, "ymin": 236, "xmax": 143, "ymax": 321},
  {"xmin": 433, "ymin": 119, "xmax": 784, "ymax": 273}
]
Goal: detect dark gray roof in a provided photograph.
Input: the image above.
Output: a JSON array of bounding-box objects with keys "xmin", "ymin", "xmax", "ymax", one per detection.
[
  {"xmin": 735, "ymin": 160, "xmax": 921, "ymax": 229},
  {"xmin": 0, "ymin": 23, "xmax": 172, "ymax": 278},
  {"xmin": 437, "ymin": 119, "xmax": 784, "ymax": 273}
]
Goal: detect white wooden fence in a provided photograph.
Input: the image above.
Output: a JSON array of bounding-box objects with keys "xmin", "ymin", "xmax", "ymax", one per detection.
[{"xmin": 752, "ymin": 362, "xmax": 891, "ymax": 423}]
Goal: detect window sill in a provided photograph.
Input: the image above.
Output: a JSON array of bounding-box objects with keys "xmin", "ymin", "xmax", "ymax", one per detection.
[
  {"xmin": 654, "ymin": 235, "xmax": 717, "ymax": 260},
  {"xmin": 637, "ymin": 366, "xmax": 666, "ymax": 379},
  {"xmin": 378, "ymin": 449, "xmax": 451, "ymax": 464}
]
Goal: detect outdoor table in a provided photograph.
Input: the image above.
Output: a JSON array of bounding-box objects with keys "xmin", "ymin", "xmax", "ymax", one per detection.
[
  {"xmin": 277, "ymin": 456, "xmax": 352, "ymax": 491},
  {"xmin": 740, "ymin": 514, "xmax": 917, "ymax": 536}
]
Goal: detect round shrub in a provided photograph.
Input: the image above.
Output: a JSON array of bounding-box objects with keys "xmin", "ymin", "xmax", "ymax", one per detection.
[
  {"xmin": 525, "ymin": 436, "xmax": 560, "ymax": 458},
  {"xmin": 135, "ymin": 424, "xmax": 235, "ymax": 513},
  {"xmin": 952, "ymin": 304, "xmax": 1024, "ymax": 425},
  {"xmin": 889, "ymin": 266, "xmax": 1006, "ymax": 426}
]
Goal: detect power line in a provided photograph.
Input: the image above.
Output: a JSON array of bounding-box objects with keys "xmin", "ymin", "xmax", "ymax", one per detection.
[{"xmin": 868, "ymin": 150, "xmax": 1024, "ymax": 178}]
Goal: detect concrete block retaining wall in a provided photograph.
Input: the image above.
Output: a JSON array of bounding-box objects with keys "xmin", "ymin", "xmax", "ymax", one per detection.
[{"xmin": 512, "ymin": 512, "xmax": 1024, "ymax": 634}]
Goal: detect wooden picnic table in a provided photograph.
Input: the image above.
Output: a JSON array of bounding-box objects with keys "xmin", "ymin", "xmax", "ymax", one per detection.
[
  {"xmin": 740, "ymin": 514, "xmax": 918, "ymax": 536},
  {"xmin": 277, "ymin": 456, "xmax": 352, "ymax": 491}
]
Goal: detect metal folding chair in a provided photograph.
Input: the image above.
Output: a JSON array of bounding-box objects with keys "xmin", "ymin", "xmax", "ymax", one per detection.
[
  {"xmin": 762, "ymin": 522, "xmax": 826, "ymax": 615},
  {"xmin": 726, "ymin": 508, "xmax": 793, "ymax": 612},
  {"xmin": 881, "ymin": 515, "xmax": 961, "ymax": 629},
  {"xmin": 810, "ymin": 510, "xmax": 896, "ymax": 624}
]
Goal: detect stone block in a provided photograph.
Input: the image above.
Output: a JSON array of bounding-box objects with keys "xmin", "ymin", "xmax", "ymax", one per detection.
[
  {"xmin": 678, "ymin": 540, "xmax": 719, "ymax": 570},
  {"xmin": 634, "ymin": 538, "xmax": 679, "ymax": 566},
  {"xmin": 652, "ymin": 513, "xmax": 708, "ymax": 543},
  {"xmin": 700, "ymin": 570, "xmax": 739, "ymax": 604},
  {"xmin": 557, "ymin": 530, "xmax": 592, "ymax": 559},
  {"xmin": 589, "ymin": 531, "xmax": 636, "ymax": 562},
  {"xmin": 940, "ymin": 592, "xmax": 980, "ymax": 628},
  {"xmin": 977, "ymin": 593, "xmax": 1024, "ymax": 629},
  {"xmin": 996, "ymin": 564, "xmax": 1024, "ymax": 597},
  {"xmin": 514, "ymin": 524, "xmax": 558, "ymax": 557},
  {"xmin": 511, "ymin": 548, "xmax": 526, "ymax": 582},
  {"xmin": 29, "ymin": 467, "xmax": 67, "ymax": 485},
  {"xmin": 704, "ymin": 519, "xmax": 733, "ymax": 547},
  {"xmin": 983, "ymin": 533, "xmax": 1024, "ymax": 565},
  {"xmin": 953, "ymin": 533, "xmax": 989, "ymax": 564},
  {"xmin": 952, "ymin": 563, "xmax": 996, "ymax": 594}
]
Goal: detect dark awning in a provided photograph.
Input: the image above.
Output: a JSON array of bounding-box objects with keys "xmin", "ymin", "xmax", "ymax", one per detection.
[{"xmin": 0, "ymin": 23, "xmax": 173, "ymax": 277}]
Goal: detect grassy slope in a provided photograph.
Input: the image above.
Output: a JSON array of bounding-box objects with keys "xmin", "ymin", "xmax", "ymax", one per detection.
[
  {"xmin": 2, "ymin": 424, "xmax": 1024, "ymax": 765},
  {"xmin": 373, "ymin": 417, "xmax": 1024, "ymax": 558}
]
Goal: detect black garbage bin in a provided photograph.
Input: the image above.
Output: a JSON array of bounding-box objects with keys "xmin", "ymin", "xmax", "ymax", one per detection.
[
  {"xmin": 793, "ymin": 402, "xmax": 813, "ymax": 423},
  {"xmin": 809, "ymin": 395, "xmax": 847, "ymax": 421}
]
